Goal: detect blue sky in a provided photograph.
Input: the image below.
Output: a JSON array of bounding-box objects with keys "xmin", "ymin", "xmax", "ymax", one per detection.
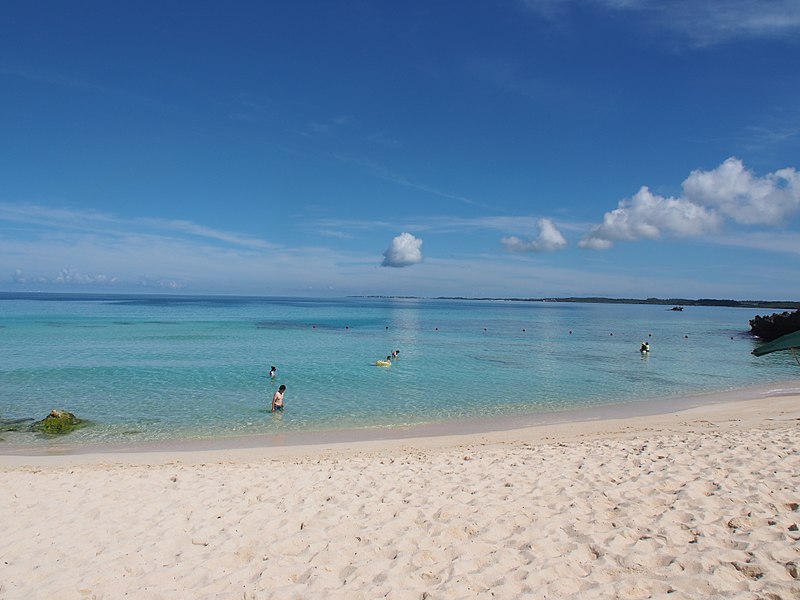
[{"xmin": 1, "ymin": 1, "xmax": 799, "ymax": 299}]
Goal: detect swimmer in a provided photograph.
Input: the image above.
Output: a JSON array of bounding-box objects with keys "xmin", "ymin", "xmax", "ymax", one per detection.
[{"xmin": 271, "ymin": 384, "xmax": 286, "ymax": 411}]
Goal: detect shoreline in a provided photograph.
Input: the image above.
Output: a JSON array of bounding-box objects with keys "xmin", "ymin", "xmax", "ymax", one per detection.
[
  {"xmin": 2, "ymin": 379, "xmax": 798, "ymax": 465},
  {"xmin": 2, "ymin": 385, "xmax": 798, "ymax": 597}
]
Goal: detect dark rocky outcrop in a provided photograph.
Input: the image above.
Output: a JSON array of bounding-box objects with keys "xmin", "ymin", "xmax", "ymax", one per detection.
[{"xmin": 749, "ymin": 309, "xmax": 800, "ymax": 342}]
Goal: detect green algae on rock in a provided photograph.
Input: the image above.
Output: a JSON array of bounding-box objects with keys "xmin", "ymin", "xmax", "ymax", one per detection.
[{"xmin": 33, "ymin": 410, "xmax": 87, "ymax": 435}]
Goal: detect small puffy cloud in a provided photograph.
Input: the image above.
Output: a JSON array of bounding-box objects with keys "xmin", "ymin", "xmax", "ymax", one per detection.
[
  {"xmin": 381, "ymin": 232, "xmax": 423, "ymax": 268},
  {"xmin": 580, "ymin": 158, "xmax": 799, "ymax": 249},
  {"xmin": 682, "ymin": 157, "xmax": 800, "ymax": 225},
  {"xmin": 502, "ymin": 218, "xmax": 567, "ymax": 252}
]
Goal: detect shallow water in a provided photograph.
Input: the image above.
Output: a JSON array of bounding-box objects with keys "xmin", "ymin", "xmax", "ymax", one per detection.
[{"xmin": 0, "ymin": 293, "xmax": 796, "ymax": 446}]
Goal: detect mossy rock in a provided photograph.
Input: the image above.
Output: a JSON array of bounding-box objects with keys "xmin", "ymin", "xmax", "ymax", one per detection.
[{"xmin": 33, "ymin": 410, "xmax": 87, "ymax": 435}]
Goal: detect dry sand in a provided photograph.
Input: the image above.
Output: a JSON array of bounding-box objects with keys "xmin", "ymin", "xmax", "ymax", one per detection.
[{"xmin": 1, "ymin": 391, "xmax": 799, "ymax": 599}]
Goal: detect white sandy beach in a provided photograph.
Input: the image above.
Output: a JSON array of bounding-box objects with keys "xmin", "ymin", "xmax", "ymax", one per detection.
[{"xmin": 1, "ymin": 393, "xmax": 799, "ymax": 599}]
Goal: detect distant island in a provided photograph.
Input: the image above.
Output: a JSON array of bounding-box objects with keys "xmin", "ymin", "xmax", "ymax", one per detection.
[
  {"xmin": 2, "ymin": 291, "xmax": 798, "ymax": 311},
  {"xmin": 354, "ymin": 296, "xmax": 800, "ymax": 310}
]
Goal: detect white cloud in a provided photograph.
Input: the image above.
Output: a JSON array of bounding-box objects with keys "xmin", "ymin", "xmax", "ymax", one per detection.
[
  {"xmin": 682, "ymin": 157, "xmax": 800, "ymax": 225},
  {"xmin": 502, "ymin": 218, "xmax": 568, "ymax": 252},
  {"xmin": 381, "ymin": 232, "xmax": 424, "ymax": 268},
  {"xmin": 581, "ymin": 158, "xmax": 800, "ymax": 250},
  {"xmin": 580, "ymin": 186, "xmax": 721, "ymax": 249}
]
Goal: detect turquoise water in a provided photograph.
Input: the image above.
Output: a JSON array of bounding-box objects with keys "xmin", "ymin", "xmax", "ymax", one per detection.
[{"xmin": 0, "ymin": 293, "xmax": 796, "ymax": 446}]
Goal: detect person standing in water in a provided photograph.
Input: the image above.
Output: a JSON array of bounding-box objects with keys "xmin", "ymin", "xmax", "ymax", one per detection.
[
  {"xmin": 268, "ymin": 365, "xmax": 276, "ymax": 379},
  {"xmin": 272, "ymin": 384, "xmax": 286, "ymax": 411}
]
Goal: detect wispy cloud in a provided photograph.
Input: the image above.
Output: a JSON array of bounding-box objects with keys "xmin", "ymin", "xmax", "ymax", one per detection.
[
  {"xmin": 226, "ymin": 93, "xmax": 272, "ymax": 123},
  {"xmin": 518, "ymin": 0, "xmax": 800, "ymax": 46},
  {"xmin": 309, "ymin": 214, "xmax": 576, "ymax": 237},
  {"xmin": 654, "ymin": 0, "xmax": 800, "ymax": 46},
  {"xmin": 317, "ymin": 229, "xmax": 355, "ymax": 240},
  {"xmin": 0, "ymin": 64, "xmax": 162, "ymax": 108},
  {"xmin": 3, "ymin": 200, "xmax": 797, "ymax": 298},
  {"xmin": 467, "ymin": 57, "xmax": 559, "ymax": 102},
  {"xmin": 0, "ymin": 218, "xmax": 368, "ymax": 293},
  {"xmin": 139, "ymin": 218, "xmax": 273, "ymax": 250},
  {"xmin": 0, "ymin": 203, "xmax": 274, "ymax": 251},
  {"xmin": 305, "ymin": 115, "xmax": 353, "ymax": 135},
  {"xmin": 710, "ymin": 231, "xmax": 800, "ymax": 255},
  {"xmin": 745, "ymin": 124, "xmax": 800, "ymax": 149},
  {"xmin": 0, "ymin": 202, "xmax": 287, "ymax": 289},
  {"xmin": 740, "ymin": 107, "xmax": 800, "ymax": 151},
  {"xmin": 366, "ymin": 131, "xmax": 402, "ymax": 148},
  {"xmin": 0, "ymin": 202, "xmax": 118, "ymax": 230},
  {"xmin": 325, "ymin": 153, "xmax": 491, "ymax": 209}
]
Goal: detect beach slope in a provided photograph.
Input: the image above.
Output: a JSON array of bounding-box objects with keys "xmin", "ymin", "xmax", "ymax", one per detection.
[{"xmin": 1, "ymin": 395, "xmax": 799, "ymax": 599}]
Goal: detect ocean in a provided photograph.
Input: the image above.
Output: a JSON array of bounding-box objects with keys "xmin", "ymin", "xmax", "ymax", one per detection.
[{"xmin": 0, "ymin": 293, "xmax": 797, "ymax": 448}]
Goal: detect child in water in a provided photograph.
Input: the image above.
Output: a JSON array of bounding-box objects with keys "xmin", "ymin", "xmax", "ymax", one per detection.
[{"xmin": 272, "ymin": 384, "xmax": 286, "ymax": 411}]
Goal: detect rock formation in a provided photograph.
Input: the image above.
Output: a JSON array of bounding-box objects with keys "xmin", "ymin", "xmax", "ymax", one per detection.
[
  {"xmin": 32, "ymin": 409, "xmax": 85, "ymax": 435},
  {"xmin": 749, "ymin": 309, "xmax": 800, "ymax": 342}
]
